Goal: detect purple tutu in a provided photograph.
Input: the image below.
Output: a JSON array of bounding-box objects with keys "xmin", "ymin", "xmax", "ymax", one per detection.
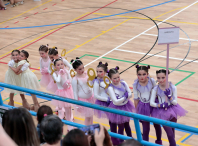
[
  {"xmin": 151, "ymin": 104, "xmax": 187, "ymax": 121},
  {"xmin": 107, "ymin": 100, "xmax": 136, "ymax": 124},
  {"xmin": 137, "ymin": 101, "xmax": 153, "ymax": 116},
  {"xmin": 94, "ymin": 99, "xmax": 109, "ymax": 119}
]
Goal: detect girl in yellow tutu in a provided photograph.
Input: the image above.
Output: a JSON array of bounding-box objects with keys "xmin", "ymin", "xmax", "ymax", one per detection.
[
  {"xmin": 11, "ymin": 50, "xmax": 40, "ymax": 112},
  {"xmin": 5, "ymin": 50, "xmax": 30, "ymax": 109}
]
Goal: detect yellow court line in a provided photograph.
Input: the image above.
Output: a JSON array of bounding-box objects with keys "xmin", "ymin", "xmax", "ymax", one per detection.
[
  {"xmin": 4, "ymin": 99, "xmax": 22, "ymax": 105},
  {"xmin": 0, "ymin": 0, "xmax": 52, "ymax": 25},
  {"xmin": 176, "ymin": 125, "xmax": 198, "ymax": 144},
  {"xmin": 66, "ymin": 18, "xmax": 131, "ymax": 54},
  {"xmin": 74, "ymin": 116, "xmax": 191, "ymax": 146},
  {"xmin": 0, "ymin": 12, "xmax": 90, "ymax": 59},
  {"xmin": 153, "ymin": 3, "xmax": 198, "ymax": 19},
  {"xmin": 93, "ymin": 12, "xmax": 198, "ymax": 26}
]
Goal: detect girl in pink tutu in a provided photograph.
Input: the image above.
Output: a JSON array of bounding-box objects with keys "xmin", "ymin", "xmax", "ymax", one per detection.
[
  {"xmin": 150, "ymin": 69, "xmax": 188, "ymax": 146},
  {"xmin": 106, "ymin": 66, "xmax": 135, "ymax": 145},
  {"xmin": 71, "ymin": 57, "xmax": 95, "ymax": 126},
  {"xmin": 51, "ymin": 58, "xmax": 74, "ymax": 130},
  {"xmin": 39, "ymin": 45, "xmax": 51, "ymax": 87},
  {"xmin": 47, "ymin": 47, "xmax": 72, "ymax": 93},
  {"xmin": 133, "ymin": 65, "xmax": 162, "ymax": 144},
  {"xmin": 93, "ymin": 61, "xmax": 110, "ymax": 118}
]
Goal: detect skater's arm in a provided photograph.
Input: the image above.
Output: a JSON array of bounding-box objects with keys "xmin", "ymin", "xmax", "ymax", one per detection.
[
  {"xmin": 93, "ymin": 81, "xmax": 108, "ymax": 102},
  {"xmin": 53, "ymin": 72, "xmax": 61, "ymax": 83},
  {"xmin": 108, "ymin": 87, "xmax": 125, "ymax": 105},
  {"xmin": 123, "ymin": 81, "xmax": 132, "ymax": 98},
  {"xmin": 62, "ymin": 58, "xmax": 73, "ymax": 71},
  {"xmin": 150, "ymin": 88, "xmax": 158, "ymax": 108},
  {"xmin": 133, "ymin": 82, "xmax": 139, "ymax": 108},
  {"xmin": 72, "ymin": 78, "xmax": 78, "ymax": 100},
  {"xmin": 169, "ymin": 86, "xmax": 177, "ymax": 105}
]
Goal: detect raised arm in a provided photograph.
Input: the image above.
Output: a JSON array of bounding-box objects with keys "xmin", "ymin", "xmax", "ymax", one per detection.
[
  {"xmin": 62, "ymin": 58, "xmax": 73, "ymax": 71},
  {"xmin": 108, "ymin": 86, "xmax": 125, "ymax": 105},
  {"xmin": 72, "ymin": 78, "xmax": 78, "ymax": 100},
  {"xmin": 93, "ymin": 81, "xmax": 108, "ymax": 101},
  {"xmin": 52, "ymin": 72, "xmax": 61, "ymax": 83}
]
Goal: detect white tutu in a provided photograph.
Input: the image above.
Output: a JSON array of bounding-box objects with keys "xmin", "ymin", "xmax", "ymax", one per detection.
[{"xmin": 4, "ymin": 68, "xmax": 22, "ymax": 94}]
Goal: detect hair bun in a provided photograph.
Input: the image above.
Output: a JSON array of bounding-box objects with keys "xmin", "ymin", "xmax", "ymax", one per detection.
[
  {"xmin": 115, "ymin": 66, "xmax": 119, "ymax": 70},
  {"xmin": 76, "ymin": 57, "xmax": 80, "ymax": 60},
  {"xmin": 99, "ymin": 61, "xmax": 102, "ymax": 65},
  {"xmin": 70, "ymin": 59, "xmax": 74, "ymax": 63},
  {"xmin": 136, "ymin": 64, "xmax": 139, "ymax": 68},
  {"xmin": 105, "ymin": 62, "xmax": 108, "ymax": 66},
  {"xmin": 147, "ymin": 65, "xmax": 150, "ymax": 69}
]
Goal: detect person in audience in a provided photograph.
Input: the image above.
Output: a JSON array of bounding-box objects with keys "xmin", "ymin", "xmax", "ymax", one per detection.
[
  {"xmin": 63, "ymin": 124, "xmax": 112, "ymax": 146},
  {"xmin": 37, "ymin": 105, "xmax": 53, "ymax": 144},
  {"xmin": 2, "ymin": 108, "xmax": 40, "ymax": 146},
  {"xmin": 118, "ymin": 139, "xmax": 142, "ymax": 146},
  {"xmin": 0, "ymin": 0, "xmax": 6, "ymax": 10},
  {"xmin": 0, "ymin": 124, "xmax": 17, "ymax": 146},
  {"xmin": 40, "ymin": 115, "xmax": 63, "ymax": 146}
]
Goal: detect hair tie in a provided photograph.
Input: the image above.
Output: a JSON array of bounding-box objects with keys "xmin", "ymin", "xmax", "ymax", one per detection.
[
  {"xmin": 137, "ymin": 65, "xmax": 140, "ymax": 68},
  {"xmin": 107, "ymin": 70, "xmax": 109, "ymax": 73},
  {"xmin": 115, "ymin": 67, "xmax": 118, "ymax": 70},
  {"xmin": 71, "ymin": 60, "xmax": 76, "ymax": 64},
  {"xmin": 99, "ymin": 62, "xmax": 102, "ymax": 65},
  {"xmin": 46, "ymin": 44, "xmax": 49, "ymax": 48},
  {"xmin": 44, "ymin": 114, "xmax": 47, "ymax": 117}
]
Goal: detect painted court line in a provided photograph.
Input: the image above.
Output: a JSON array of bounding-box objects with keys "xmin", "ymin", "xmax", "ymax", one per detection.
[
  {"xmin": 115, "ymin": 49, "xmax": 198, "ymax": 63},
  {"xmin": 0, "ymin": 0, "xmax": 52, "ymax": 25},
  {"xmin": 0, "ymin": 0, "xmax": 118, "ymax": 60},
  {"xmin": 85, "ymin": 1, "xmax": 198, "ymax": 67}
]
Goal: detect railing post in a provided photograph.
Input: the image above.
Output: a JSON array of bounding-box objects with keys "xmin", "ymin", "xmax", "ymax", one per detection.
[
  {"xmin": 134, "ymin": 118, "xmax": 142, "ymax": 143},
  {"xmin": 0, "ymin": 93, "xmax": 3, "ymax": 106}
]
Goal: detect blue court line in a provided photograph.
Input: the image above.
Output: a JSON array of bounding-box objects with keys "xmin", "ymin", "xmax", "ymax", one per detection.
[
  {"xmin": 181, "ymin": 133, "xmax": 193, "ymax": 143},
  {"xmin": 0, "ymin": 0, "xmax": 176, "ymax": 29},
  {"xmin": 25, "ymin": 93, "xmax": 52, "ymax": 101},
  {"xmin": 130, "ymin": 118, "xmax": 198, "ymax": 135}
]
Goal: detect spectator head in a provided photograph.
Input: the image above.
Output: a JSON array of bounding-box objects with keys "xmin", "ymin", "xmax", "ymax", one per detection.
[
  {"xmin": 40, "ymin": 115, "xmax": 63, "ymax": 145},
  {"xmin": 118, "ymin": 139, "xmax": 142, "ymax": 146},
  {"xmin": 37, "ymin": 105, "xmax": 53, "ymax": 124},
  {"xmin": 63, "ymin": 129, "xmax": 89, "ymax": 146},
  {"xmin": 2, "ymin": 108, "xmax": 39, "ymax": 146}
]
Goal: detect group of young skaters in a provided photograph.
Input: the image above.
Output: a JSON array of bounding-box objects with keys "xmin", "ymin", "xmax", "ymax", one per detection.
[{"xmin": 4, "ymin": 44, "xmax": 187, "ymax": 146}]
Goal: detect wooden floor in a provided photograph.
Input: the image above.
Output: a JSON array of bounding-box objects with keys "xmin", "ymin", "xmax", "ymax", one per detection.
[{"xmin": 0, "ymin": 0, "xmax": 198, "ymax": 145}]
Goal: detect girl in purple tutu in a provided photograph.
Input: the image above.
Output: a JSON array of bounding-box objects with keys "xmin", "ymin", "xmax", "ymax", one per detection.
[
  {"xmin": 106, "ymin": 66, "xmax": 136, "ymax": 145},
  {"xmin": 133, "ymin": 65, "xmax": 162, "ymax": 144},
  {"xmin": 93, "ymin": 61, "xmax": 111, "ymax": 119},
  {"xmin": 51, "ymin": 58, "xmax": 74, "ymax": 131},
  {"xmin": 39, "ymin": 44, "xmax": 51, "ymax": 87},
  {"xmin": 71, "ymin": 57, "xmax": 95, "ymax": 126},
  {"xmin": 150, "ymin": 69, "xmax": 187, "ymax": 146}
]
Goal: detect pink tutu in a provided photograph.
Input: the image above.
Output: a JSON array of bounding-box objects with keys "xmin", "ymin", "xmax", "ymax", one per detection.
[
  {"xmin": 75, "ymin": 94, "xmax": 95, "ymax": 118},
  {"xmin": 51, "ymin": 86, "xmax": 74, "ymax": 108},
  {"xmin": 46, "ymin": 77, "xmax": 58, "ymax": 93},
  {"xmin": 40, "ymin": 73, "xmax": 51, "ymax": 87}
]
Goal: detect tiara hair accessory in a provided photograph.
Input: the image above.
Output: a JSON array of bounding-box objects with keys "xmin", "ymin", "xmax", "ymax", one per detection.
[{"xmin": 44, "ymin": 114, "xmax": 47, "ymax": 117}]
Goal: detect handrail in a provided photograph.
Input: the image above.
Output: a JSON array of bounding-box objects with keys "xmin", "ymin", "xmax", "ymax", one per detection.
[{"xmin": 0, "ymin": 82, "xmax": 197, "ymax": 146}]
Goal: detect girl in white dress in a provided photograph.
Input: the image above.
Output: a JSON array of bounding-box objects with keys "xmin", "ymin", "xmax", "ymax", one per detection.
[
  {"xmin": 51, "ymin": 58, "xmax": 74, "ymax": 130},
  {"xmin": 39, "ymin": 45, "xmax": 51, "ymax": 87},
  {"xmin": 71, "ymin": 57, "xmax": 95, "ymax": 126},
  {"xmin": 11, "ymin": 50, "xmax": 40, "ymax": 112},
  {"xmin": 5, "ymin": 50, "xmax": 30, "ymax": 109}
]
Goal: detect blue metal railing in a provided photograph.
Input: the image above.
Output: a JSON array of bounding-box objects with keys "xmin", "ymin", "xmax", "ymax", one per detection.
[{"xmin": 0, "ymin": 82, "xmax": 197, "ymax": 146}]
